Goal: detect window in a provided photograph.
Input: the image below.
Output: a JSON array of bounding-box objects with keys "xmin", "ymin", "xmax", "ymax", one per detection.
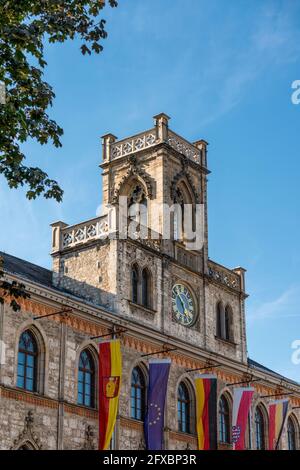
[
  {"xmin": 216, "ymin": 302, "xmax": 222, "ymax": 338},
  {"xmin": 288, "ymin": 417, "xmax": 297, "ymax": 450},
  {"xmin": 131, "ymin": 366, "xmax": 146, "ymax": 420},
  {"xmin": 17, "ymin": 330, "xmax": 38, "ymax": 392},
  {"xmin": 131, "ymin": 264, "xmax": 139, "ymax": 304},
  {"xmin": 219, "ymin": 395, "xmax": 231, "ymax": 443},
  {"xmin": 128, "ymin": 184, "xmax": 148, "ymax": 226},
  {"xmin": 255, "ymin": 407, "xmax": 266, "ymax": 450},
  {"xmin": 78, "ymin": 349, "xmax": 95, "ymax": 408},
  {"xmin": 224, "ymin": 306, "xmax": 231, "ymax": 341},
  {"xmin": 178, "ymin": 382, "xmax": 191, "ymax": 433},
  {"xmin": 173, "ymin": 188, "xmax": 184, "ymax": 240},
  {"xmin": 142, "ymin": 268, "xmax": 151, "ymax": 308},
  {"xmin": 216, "ymin": 303, "xmax": 233, "ymax": 342}
]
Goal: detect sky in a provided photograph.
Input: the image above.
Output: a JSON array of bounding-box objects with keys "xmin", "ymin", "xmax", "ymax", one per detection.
[{"xmin": 1, "ymin": 0, "xmax": 300, "ymax": 381}]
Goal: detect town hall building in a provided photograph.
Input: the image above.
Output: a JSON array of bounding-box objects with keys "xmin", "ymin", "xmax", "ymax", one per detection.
[{"xmin": 0, "ymin": 113, "xmax": 299, "ymax": 450}]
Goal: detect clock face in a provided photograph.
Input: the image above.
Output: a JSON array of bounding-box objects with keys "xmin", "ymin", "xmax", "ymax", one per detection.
[{"xmin": 172, "ymin": 284, "xmax": 195, "ymax": 326}]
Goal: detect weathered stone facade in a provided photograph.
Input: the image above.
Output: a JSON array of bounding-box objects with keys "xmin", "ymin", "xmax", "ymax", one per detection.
[{"xmin": 0, "ymin": 114, "xmax": 299, "ymax": 450}]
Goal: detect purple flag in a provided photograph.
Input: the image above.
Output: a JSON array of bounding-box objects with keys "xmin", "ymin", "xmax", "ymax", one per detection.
[{"xmin": 144, "ymin": 359, "xmax": 171, "ymax": 450}]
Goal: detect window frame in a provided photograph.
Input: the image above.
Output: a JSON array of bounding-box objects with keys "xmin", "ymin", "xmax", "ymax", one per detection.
[
  {"xmin": 177, "ymin": 381, "xmax": 192, "ymax": 434},
  {"xmin": 254, "ymin": 406, "xmax": 266, "ymax": 450},
  {"xmin": 77, "ymin": 349, "xmax": 96, "ymax": 408},
  {"xmin": 17, "ymin": 330, "xmax": 38, "ymax": 393},
  {"xmin": 130, "ymin": 366, "xmax": 146, "ymax": 421},
  {"xmin": 218, "ymin": 394, "xmax": 231, "ymax": 444}
]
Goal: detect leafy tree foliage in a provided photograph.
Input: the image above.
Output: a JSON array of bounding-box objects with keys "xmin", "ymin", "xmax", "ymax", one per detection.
[{"xmin": 0, "ymin": 0, "xmax": 118, "ymax": 201}]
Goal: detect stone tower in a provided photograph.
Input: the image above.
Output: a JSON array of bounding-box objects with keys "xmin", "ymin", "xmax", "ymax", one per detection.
[{"xmin": 51, "ymin": 114, "xmax": 248, "ymax": 364}]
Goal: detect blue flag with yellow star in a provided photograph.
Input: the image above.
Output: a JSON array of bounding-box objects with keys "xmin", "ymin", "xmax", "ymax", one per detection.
[{"xmin": 144, "ymin": 359, "xmax": 171, "ymax": 450}]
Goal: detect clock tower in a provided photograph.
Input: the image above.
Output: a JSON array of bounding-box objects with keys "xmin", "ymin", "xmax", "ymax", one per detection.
[{"xmin": 52, "ymin": 113, "xmax": 248, "ymax": 365}]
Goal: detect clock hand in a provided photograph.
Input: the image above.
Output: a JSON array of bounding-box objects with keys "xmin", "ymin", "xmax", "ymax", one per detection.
[{"xmin": 178, "ymin": 294, "xmax": 186, "ymax": 312}]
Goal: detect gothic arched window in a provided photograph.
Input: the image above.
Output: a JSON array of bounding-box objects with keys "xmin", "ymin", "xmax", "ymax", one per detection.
[
  {"xmin": 178, "ymin": 382, "xmax": 191, "ymax": 434},
  {"xmin": 173, "ymin": 187, "xmax": 185, "ymax": 240},
  {"xmin": 216, "ymin": 302, "xmax": 223, "ymax": 338},
  {"xmin": 17, "ymin": 330, "xmax": 38, "ymax": 392},
  {"xmin": 131, "ymin": 264, "xmax": 139, "ymax": 304},
  {"xmin": 224, "ymin": 306, "xmax": 232, "ymax": 341},
  {"xmin": 142, "ymin": 268, "xmax": 151, "ymax": 308},
  {"xmin": 128, "ymin": 184, "xmax": 148, "ymax": 227},
  {"xmin": 219, "ymin": 395, "xmax": 231, "ymax": 443},
  {"xmin": 78, "ymin": 349, "xmax": 95, "ymax": 408},
  {"xmin": 255, "ymin": 406, "xmax": 266, "ymax": 450},
  {"xmin": 288, "ymin": 416, "xmax": 297, "ymax": 450},
  {"xmin": 131, "ymin": 366, "xmax": 146, "ymax": 420}
]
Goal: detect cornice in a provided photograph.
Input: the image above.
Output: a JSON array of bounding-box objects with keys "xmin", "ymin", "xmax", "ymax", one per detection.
[{"xmin": 3, "ymin": 274, "xmax": 300, "ymax": 400}]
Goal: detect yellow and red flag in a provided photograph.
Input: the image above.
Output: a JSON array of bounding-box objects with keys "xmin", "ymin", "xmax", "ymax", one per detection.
[
  {"xmin": 98, "ymin": 339, "xmax": 122, "ymax": 450},
  {"xmin": 195, "ymin": 374, "xmax": 218, "ymax": 450},
  {"xmin": 268, "ymin": 399, "xmax": 289, "ymax": 450}
]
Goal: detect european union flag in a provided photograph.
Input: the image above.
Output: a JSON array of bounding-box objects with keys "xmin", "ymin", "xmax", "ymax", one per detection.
[{"xmin": 144, "ymin": 359, "xmax": 171, "ymax": 450}]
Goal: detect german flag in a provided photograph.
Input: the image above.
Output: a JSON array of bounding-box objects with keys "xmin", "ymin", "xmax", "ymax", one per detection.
[
  {"xmin": 99, "ymin": 339, "xmax": 122, "ymax": 450},
  {"xmin": 269, "ymin": 399, "xmax": 289, "ymax": 450},
  {"xmin": 195, "ymin": 374, "xmax": 217, "ymax": 450}
]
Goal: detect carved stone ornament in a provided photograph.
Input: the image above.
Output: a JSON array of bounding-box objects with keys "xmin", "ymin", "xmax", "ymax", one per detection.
[
  {"xmin": 82, "ymin": 424, "xmax": 96, "ymax": 450},
  {"xmin": 111, "ymin": 154, "xmax": 154, "ymax": 203},
  {"xmin": 138, "ymin": 437, "xmax": 146, "ymax": 450},
  {"xmin": 11, "ymin": 410, "xmax": 42, "ymax": 450},
  {"xmin": 170, "ymin": 160, "xmax": 199, "ymax": 204}
]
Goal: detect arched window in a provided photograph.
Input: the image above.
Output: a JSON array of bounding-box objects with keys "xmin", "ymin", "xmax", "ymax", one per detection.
[
  {"xmin": 131, "ymin": 366, "xmax": 146, "ymax": 420},
  {"xmin": 178, "ymin": 382, "xmax": 191, "ymax": 433},
  {"xmin": 216, "ymin": 302, "xmax": 222, "ymax": 338},
  {"xmin": 142, "ymin": 268, "xmax": 151, "ymax": 308},
  {"xmin": 17, "ymin": 330, "xmax": 38, "ymax": 392},
  {"xmin": 287, "ymin": 416, "xmax": 297, "ymax": 450},
  {"xmin": 18, "ymin": 442, "xmax": 35, "ymax": 450},
  {"xmin": 255, "ymin": 406, "xmax": 266, "ymax": 450},
  {"xmin": 131, "ymin": 264, "xmax": 139, "ymax": 304},
  {"xmin": 78, "ymin": 349, "xmax": 95, "ymax": 408},
  {"xmin": 224, "ymin": 306, "xmax": 231, "ymax": 341},
  {"xmin": 128, "ymin": 184, "xmax": 148, "ymax": 227},
  {"xmin": 173, "ymin": 188, "xmax": 185, "ymax": 240},
  {"xmin": 219, "ymin": 395, "xmax": 231, "ymax": 443}
]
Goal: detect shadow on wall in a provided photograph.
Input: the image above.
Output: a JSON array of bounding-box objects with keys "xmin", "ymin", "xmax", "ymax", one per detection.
[{"xmin": 52, "ymin": 272, "xmax": 117, "ymax": 313}]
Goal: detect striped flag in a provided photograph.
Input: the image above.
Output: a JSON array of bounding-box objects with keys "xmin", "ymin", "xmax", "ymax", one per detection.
[
  {"xmin": 268, "ymin": 399, "xmax": 289, "ymax": 450},
  {"xmin": 98, "ymin": 339, "xmax": 122, "ymax": 450},
  {"xmin": 195, "ymin": 374, "xmax": 217, "ymax": 450},
  {"xmin": 232, "ymin": 387, "xmax": 254, "ymax": 450},
  {"xmin": 144, "ymin": 359, "xmax": 171, "ymax": 450}
]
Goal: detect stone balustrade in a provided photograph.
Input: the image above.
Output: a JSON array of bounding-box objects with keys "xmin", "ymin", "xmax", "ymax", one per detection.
[
  {"xmin": 208, "ymin": 260, "xmax": 241, "ymax": 291},
  {"xmin": 102, "ymin": 113, "xmax": 204, "ymax": 166},
  {"xmin": 51, "ymin": 216, "xmax": 109, "ymax": 253}
]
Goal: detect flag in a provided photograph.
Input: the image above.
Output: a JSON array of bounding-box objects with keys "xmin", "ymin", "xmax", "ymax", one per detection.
[
  {"xmin": 268, "ymin": 399, "xmax": 289, "ymax": 450},
  {"xmin": 144, "ymin": 359, "xmax": 171, "ymax": 450},
  {"xmin": 195, "ymin": 374, "xmax": 217, "ymax": 450},
  {"xmin": 98, "ymin": 339, "xmax": 122, "ymax": 450},
  {"xmin": 232, "ymin": 387, "xmax": 254, "ymax": 450}
]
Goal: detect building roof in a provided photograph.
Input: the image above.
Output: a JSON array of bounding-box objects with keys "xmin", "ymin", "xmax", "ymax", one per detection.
[
  {"xmin": 248, "ymin": 358, "xmax": 299, "ymax": 386},
  {"xmin": 0, "ymin": 251, "xmax": 53, "ymax": 288}
]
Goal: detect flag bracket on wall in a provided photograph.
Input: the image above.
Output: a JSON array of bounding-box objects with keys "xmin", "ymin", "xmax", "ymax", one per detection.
[
  {"xmin": 141, "ymin": 346, "xmax": 177, "ymax": 358},
  {"xmin": 261, "ymin": 392, "xmax": 294, "ymax": 399},
  {"xmin": 33, "ymin": 307, "xmax": 72, "ymax": 321},
  {"xmin": 226, "ymin": 378, "xmax": 261, "ymax": 387},
  {"xmin": 186, "ymin": 363, "xmax": 221, "ymax": 373},
  {"xmin": 90, "ymin": 326, "xmax": 127, "ymax": 340}
]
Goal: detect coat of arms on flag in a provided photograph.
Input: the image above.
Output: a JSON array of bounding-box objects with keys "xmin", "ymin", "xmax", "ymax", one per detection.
[
  {"xmin": 103, "ymin": 376, "xmax": 120, "ymax": 398},
  {"xmin": 232, "ymin": 425, "xmax": 241, "ymax": 443}
]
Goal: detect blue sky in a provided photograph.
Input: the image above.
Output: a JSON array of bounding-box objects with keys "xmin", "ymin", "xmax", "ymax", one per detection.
[{"xmin": 1, "ymin": 0, "xmax": 300, "ymax": 380}]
